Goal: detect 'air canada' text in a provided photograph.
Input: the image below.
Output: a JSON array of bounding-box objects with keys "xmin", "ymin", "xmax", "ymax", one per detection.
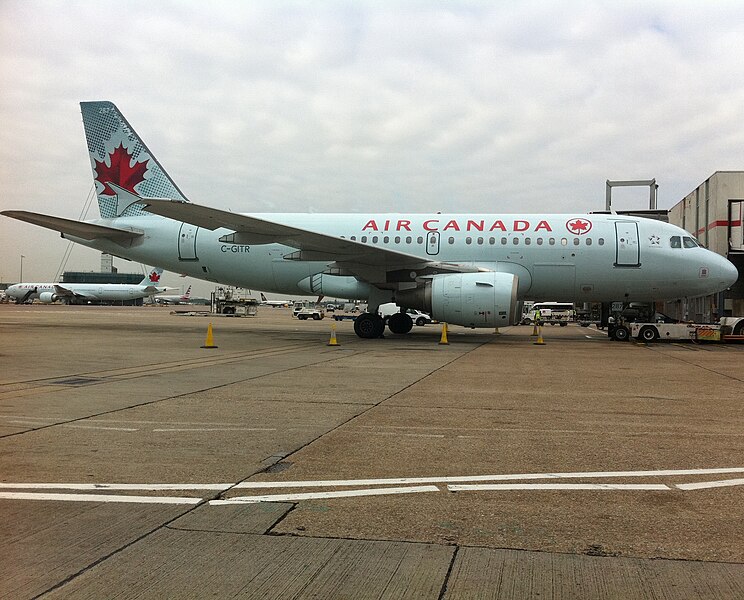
[{"xmin": 360, "ymin": 219, "xmax": 554, "ymax": 233}]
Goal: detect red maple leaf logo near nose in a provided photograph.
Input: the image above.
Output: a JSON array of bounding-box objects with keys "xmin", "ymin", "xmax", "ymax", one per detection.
[
  {"xmin": 94, "ymin": 143, "xmax": 148, "ymax": 195},
  {"xmin": 566, "ymin": 218, "xmax": 592, "ymax": 235},
  {"xmin": 149, "ymin": 271, "xmax": 161, "ymax": 283}
]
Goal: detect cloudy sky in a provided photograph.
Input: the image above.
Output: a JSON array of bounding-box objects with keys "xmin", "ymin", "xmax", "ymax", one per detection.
[{"xmin": 2, "ymin": 1, "xmax": 744, "ymax": 294}]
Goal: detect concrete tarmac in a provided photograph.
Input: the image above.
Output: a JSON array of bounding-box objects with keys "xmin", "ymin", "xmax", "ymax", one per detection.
[{"xmin": 0, "ymin": 304, "xmax": 743, "ymax": 599}]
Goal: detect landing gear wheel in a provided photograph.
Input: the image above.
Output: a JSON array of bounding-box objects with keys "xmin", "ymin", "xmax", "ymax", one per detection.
[
  {"xmin": 612, "ymin": 326, "xmax": 630, "ymax": 341},
  {"xmin": 354, "ymin": 313, "xmax": 385, "ymax": 339},
  {"xmin": 639, "ymin": 326, "xmax": 658, "ymax": 342},
  {"xmin": 388, "ymin": 312, "xmax": 414, "ymax": 334}
]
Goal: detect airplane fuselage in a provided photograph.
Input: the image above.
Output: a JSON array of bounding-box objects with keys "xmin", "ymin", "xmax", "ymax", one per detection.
[
  {"xmin": 66, "ymin": 212, "xmax": 733, "ymax": 304},
  {"xmin": 6, "ymin": 282, "xmax": 164, "ymax": 303}
]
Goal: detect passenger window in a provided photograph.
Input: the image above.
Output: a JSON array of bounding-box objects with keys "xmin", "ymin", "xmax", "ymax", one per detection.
[
  {"xmin": 549, "ymin": 238, "xmax": 555, "ymax": 245},
  {"xmin": 361, "ymin": 236, "xmax": 368, "ymax": 243},
  {"xmin": 670, "ymin": 236, "xmax": 681, "ymax": 248},
  {"xmin": 448, "ymin": 236, "xmax": 455, "ymax": 244},
  {"xmin": 525, "ymin": 237, "xmax": 531, "ymax": 245},
  {"xmin": 406, "ymin": 236, "xmax": 412, "ymax": 244},
  {"xmin": 394, "ymin": 236, "xmax": 400, "ymax": 244},
  {"xmin": 350, "ymin": 236, "xmax": 356, "ymax": 241},
  {"xmin": 537, "ymin": 238, "xmax": 543, "ymax": 245},
  {"xmin": 466, "ymin": 237, "xmax": 472, "ymax": 245},
  {"xmin": 417, "ymin": 236, "xmax": 424, "ymax": 244},
  {"xmin": 586, "ymin": 238, "xmax": 592, "ymax": 246},
  {"xmin": 501, "ymin": 237, "xmax": 507, "ymax": 245},
  {"xmin": 513, "ymin": 238, "xmax": 519, "ymax": 245},
  {"xmin": 383, "ymin": 236, "xmax": 389, "ymax": 243},
  {"xmin": 477, "ymin": 237, "xmax": 483, "ymax": 245},
  {"xmin": 683, "ymin": 237, "xmax": 697, "ymax": 248},
  {"xmin": 489, "ymin": 237, "xmax": 495, "ymax": 245},
  {"xmin": 561, "ymin": 238, "xmax": 568, "ymax": 246},
  {"xmin": 573, "ymin": 238, "xmax": 580, "ymax": 246},
  {"xmin": 372, "ymin": 236, "xmax": 379, "ymax": 243},
  {"xmin": 598, "ymin": 238, "xmax": 604, "ymax": 245}
]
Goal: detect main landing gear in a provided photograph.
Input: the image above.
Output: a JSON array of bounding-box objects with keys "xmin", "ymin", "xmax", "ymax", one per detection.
[
  {"xmin": 387, "ymin": 312, "xmax": 414, "ymax": 334},
  {"xmin": 353, "ymin": 313, "xmax": 386, "ymax": 338}
]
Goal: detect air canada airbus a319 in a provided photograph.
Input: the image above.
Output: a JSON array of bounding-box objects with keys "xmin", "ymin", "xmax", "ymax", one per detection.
[{"xmin": 2, "ymin": 102, "xmax": 738, "ymax": 338}]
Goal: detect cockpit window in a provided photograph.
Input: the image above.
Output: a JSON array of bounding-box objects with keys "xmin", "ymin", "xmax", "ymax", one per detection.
[
  {"xmin": 683, "ymin": 236, "xmax": 698, "ymax": 248},
  {"xmin": 670, "ymin": 236, "xmax": 681, "ymax": 248}
]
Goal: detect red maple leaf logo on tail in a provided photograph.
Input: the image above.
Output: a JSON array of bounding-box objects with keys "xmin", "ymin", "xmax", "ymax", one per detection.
[
  {"xmin": 94, "ymin": 143, "xmax": 148, "ymax": 195},
  {"xmin": 149, "ymin": 271, "xmax": 161, "ymax": 283}
]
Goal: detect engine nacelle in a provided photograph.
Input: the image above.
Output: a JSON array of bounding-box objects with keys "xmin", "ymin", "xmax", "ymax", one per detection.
[
  {"xmin": 397, "ymin": 272, "xmax": 519, "ymax": 328},
  {"xmin": 38, "ymin": 292, "xmax": 58, "ymax": 304}
]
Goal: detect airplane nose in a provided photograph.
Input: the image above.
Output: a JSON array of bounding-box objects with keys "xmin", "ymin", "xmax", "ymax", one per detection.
[{"xmin": 720, "ymin": 256, "xmax": 739, "ymax": 288}]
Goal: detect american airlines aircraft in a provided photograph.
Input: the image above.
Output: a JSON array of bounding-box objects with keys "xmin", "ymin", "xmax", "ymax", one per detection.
[
  {"xmin": 5, "ymin": 268, "xmax": 168, "ymax": 304},
  {"xmin": 2, "ymin": 102, "xmax": 738, "ymax": 337}
]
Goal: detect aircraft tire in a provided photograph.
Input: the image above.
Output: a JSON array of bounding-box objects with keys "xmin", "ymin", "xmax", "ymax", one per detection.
[
  {"xmin": 388, "ymin": 312, "xmax": 414, "ymax": 334},
  {"xmin": 354, "ymin": 313, "xmax": 385, "ymax": 339}
]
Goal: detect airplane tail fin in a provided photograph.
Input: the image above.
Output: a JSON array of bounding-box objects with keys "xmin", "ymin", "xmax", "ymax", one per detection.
[
  {"xmin": 139, "ymin": 267, "xmax": 164, "ymax": 286},
  {"xmin": 260, "ymin": 292, "xmax": 268, "ymax": 302},
  {"xmin": 80, "ymin": 101, "xmax": 188, "ymax": 219},
  {"xmin": 182, "ymin": 285, "xmax": 192, "ymax": 300}
]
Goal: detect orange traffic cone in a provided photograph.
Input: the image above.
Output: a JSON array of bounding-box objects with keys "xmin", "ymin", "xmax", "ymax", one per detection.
[
  {"xmin": 327, "ymin": 322, "xmax": 340, "ymax": 346},
  {"xmin": 533, "ymin": 325, "xmax": 546, "ymax": 346},
  {"xmin": 439, "ymin": 322, "xmax": 450, "ymax": 345},
  {"xmin": 201, "ymin": 322, "xmax": 218, "ymax": 348}
]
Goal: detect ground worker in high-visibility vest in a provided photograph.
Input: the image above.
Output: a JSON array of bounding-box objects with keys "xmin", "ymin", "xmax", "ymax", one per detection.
[{"xmin": 534, "ymin": 307, "xmax": 542, "ymax": 325}]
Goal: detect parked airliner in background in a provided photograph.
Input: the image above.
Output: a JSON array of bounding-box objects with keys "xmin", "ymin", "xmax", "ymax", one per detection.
[
  {"xmin": 260, "ymin": 293, "xmax": 291, "ymax": 307},
  {"xmin": 1, "ymin": 102, "xmax": 738, "ymax": 337},
  {"xmin": 5, "ymin": 268, "xmax": 169, "ymax": 304},
  {"xmin": 154, "ymin": 285, "xmax": 192, "ymax": 305}
]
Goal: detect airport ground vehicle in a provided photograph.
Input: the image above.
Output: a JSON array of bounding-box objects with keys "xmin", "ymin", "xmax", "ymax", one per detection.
[
  {"xmin": 295, "ymin": 306, "xmax": 325, "ymax": 320},
  {"xmin": 521, "ymin": 302, "xmax": 574, "ymax": 326},
  {"xmin": 378, "ymin": 303, "xmax": 432, "ymax": 326},
  {"xmin": 720, "ymin": 316, "xmax": 744, "ymax": 337},
  {"xmin": 211, "ymin": 287, "xmax": 258, "ymax": 315}
]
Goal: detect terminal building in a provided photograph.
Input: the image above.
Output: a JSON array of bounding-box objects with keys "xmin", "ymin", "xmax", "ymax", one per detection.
[{"xmin": 665, "ymin": 172, "xmax": 744, "ymax": 321}]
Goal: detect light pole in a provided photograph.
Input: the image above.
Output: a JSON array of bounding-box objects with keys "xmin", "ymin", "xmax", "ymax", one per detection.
[{"xmin": 20, "ymin": 255, "xmax": 25, "ymax": 282}]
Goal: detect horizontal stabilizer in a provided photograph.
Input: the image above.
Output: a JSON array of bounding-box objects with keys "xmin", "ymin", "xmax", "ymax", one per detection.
[{"xmin": 1, "ymin": 211, "xmax": 143, "ymax": 241}]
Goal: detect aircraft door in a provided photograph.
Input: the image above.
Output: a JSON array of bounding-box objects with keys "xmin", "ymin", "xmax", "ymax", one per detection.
[
  {"xmin": 614, "ymin": 222, "xmax": 640, "ymax": 267},
  {"xmin": 178, "ymin": 223, "xmax": 199, "ymax": 261},
  {"xmin": 426, "ymin": 231, "xmax": 440, "ymax": 256}
]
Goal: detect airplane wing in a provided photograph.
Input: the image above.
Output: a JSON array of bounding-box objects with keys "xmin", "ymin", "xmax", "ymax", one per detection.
[
  {"xmin": 138, "ymin": 198, "xmax": 483, "ymax": 278},
  {"xmin": 52, "ymin": 285, "xmax": 88, "ymax": 299},
  {"xmin": 1, "ymin": 211, "xmax": 143, "ymax": 241}
]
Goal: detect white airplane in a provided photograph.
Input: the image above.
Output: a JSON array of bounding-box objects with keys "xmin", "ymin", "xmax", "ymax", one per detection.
[
  {"xmin": 5, "ymin": 267, "xmax": 169, "ymax": 304},
  {"xmin": 154, "ymin": 285, "xmax": 192, "ymax": 305},
  {"xmin": 2, "ymin": 101, "xmax": 738, "ymax": 337},
  {"xmin": 260, "ymin": 293, "xmax": 291, "ymax": 307}
]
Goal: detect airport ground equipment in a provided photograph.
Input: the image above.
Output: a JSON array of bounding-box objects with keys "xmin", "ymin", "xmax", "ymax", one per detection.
[
  {"xmin": 211, "ymin": 287, "xmax": 258, "ymax": 316},
  {"xmin": 296, "ymin": 306, "xmax": 325, "ymax": 320}
]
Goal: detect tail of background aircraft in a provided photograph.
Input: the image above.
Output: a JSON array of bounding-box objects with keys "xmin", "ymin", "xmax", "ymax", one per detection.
[
  {"xmin": 260, "ymin": 292, "xmax": 268, "ymax": 302},
  {"xmin": 181, "ymin": 286, "xmax": 192, "ymax": 300},
  {"xmin": 80, "ymin": 101, "xmax": 189, "ymax": 219},
  {"xmin": 139, "ymin": 267, "xmax": 164, "ymax": 286}
]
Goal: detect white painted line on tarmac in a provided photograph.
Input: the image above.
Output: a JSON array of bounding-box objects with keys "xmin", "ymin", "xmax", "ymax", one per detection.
[
  {"xmin": 675, "ymin": 478, "xmax": 744, "ymax": 490},
  {"xmin": 0, "ymin": 492, "xmax": 202, "ymax": 504},
  {"xmin": 234, "ymin": 467, "xmax": 744, "ymax": 489},
  {"xmin": 153, "ymin": 428, "xmax": 277, "ymax": 432},
  {"xmin": 448, "ymin": 483, "xmax": 670, "ymax": 492},
  {"xmin": 210, "ymin": 485, "xmax": 441, "ymax": 504},
  {"xmin": 0, "ymin": 483, "xmax": 232, "ymax": 491},
  {"xmin": 372, "ymin": 432, "xmax": 446, "ymax": 438},
  {"xmin": 63, "ymin": 424, "xmax": 139, "ymax": 432}
]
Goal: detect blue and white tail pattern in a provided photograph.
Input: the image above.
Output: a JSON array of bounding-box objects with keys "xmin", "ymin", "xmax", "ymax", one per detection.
[{"xmin": 80, "ymin": 101, "xmax": 188, "ymax": 218}]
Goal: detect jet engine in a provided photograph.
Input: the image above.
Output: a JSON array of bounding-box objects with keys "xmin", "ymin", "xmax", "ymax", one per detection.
[
  {"xmin": 38, "ymin": 292, "xmax": 59, "ymax": 304},
  {"xmin": 396, "ymin": 272, "xmax": 519, "ymax": 328}
]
